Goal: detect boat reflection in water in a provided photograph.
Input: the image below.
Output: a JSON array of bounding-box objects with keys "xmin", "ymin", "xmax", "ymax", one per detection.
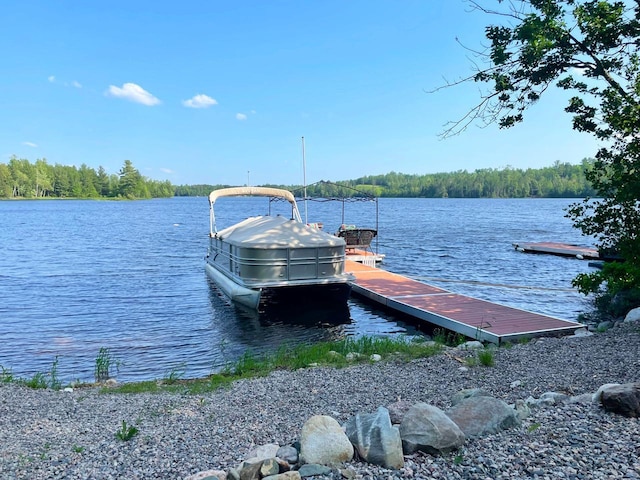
[{"xmin": 205, "ymin": 278, "xmax": 352, "ymax": 370}]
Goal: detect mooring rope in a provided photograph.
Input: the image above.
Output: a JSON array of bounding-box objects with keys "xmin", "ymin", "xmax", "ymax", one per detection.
[{"xmin": 409, "ymin": 276, "xmax": 577, "ymax": 292}]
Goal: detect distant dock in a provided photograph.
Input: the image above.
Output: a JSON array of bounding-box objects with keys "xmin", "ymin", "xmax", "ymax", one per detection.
[
  {"xmin": 345, "ymin": 261, "xmax": 581, "ymax": 344},
  {"xmin": 512, "ymin": 242, "xmax": 599, "ymax": 260}
]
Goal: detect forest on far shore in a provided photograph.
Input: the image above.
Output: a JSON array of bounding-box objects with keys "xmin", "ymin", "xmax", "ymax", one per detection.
[
  {"xmin": 1, "ymin": 156, "xmax": 596, "ymax": 199},
  {"xmin": 176, "ymin": 159, "xmax": 597, "ymax": 199}
]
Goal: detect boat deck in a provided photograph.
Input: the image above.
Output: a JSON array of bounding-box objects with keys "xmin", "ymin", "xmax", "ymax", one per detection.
[
  {"xmin": 345, "ymin": 261, "xmax": 581, "ymax": 344},
  {"xmin": 512, "ymin": 242, "xmax": 599, "ymax": 260},
  {"xmin": 346, "ymin": 248, "xmax": 385, "ymax": 265}
]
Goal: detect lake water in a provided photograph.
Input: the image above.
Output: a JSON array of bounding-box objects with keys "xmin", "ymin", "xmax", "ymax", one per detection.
[{"xmin": 0, "ymin": 197, "xmax": 595, "ymax": 383}]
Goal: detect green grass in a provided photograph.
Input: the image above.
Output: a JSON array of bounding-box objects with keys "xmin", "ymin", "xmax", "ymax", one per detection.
[
  {"xmin": 107, "ymin": 335, "xmax": 444, "ymax": 395},
  {"xmin": 49, "ymin": 356, "xmax": 62, "ymax": 390},
  {"xmin": 527, "ymin": 422, "xmax": 541, "ymax": 432},
  {"xmin": 463, "ymin": 347, "xmax": 495, "ymax": 368},
  {"xmin": 115, "ymin": 420, "xmax": 139, "ymax": 441},
  {"xmin": 432, "ymin": 328, "xmax": 467, "ymax": 347},
  {"xmin": 15, "ymin": 357, "xmax": 63, "ymax": 390},
  {"xmin": 2, "ymin": 335, "xmax": 446, "ymax": 395},
  {"xmin": 162, "ymin": 363, "xmax": 186, "ymax": 385},
  {"xmin": 22, "ymin": 372, "xmax": 49, "ymax": 389},
  {"xmin": 0, "ymin": 365, "xmax": 14, "ymax": 383},
  {"xmin": 477, "ymin": 348, "xmax": 495, "ymax": 367}
]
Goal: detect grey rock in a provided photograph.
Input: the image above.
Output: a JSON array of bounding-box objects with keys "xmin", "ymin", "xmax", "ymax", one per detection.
[
  {"xmin": 513, "ymin": 399, "xmax": 530, "ymax": 421},
  {"xmin": 592, "ymin": 383, "xmax": 622, "ymax": 403},
  {"xmin": 599, "ymin": 382, "xmax": 640, "ymax": 417},
  {"xmin": 387, "ymin": 399, "xmax": 413, "ymax": 424},
  {"xmin": 456, "ymin": 340, "xmax": 484, "ymax": 351},
  {"xmin": 262, "ymin": 472, "xmax": 301, "ymax": 480},
  {"xmin": 597, "ymin": 320, "xmax": 614, "ymax": 331},
  {"xmin": 344, "ymin": 406, "xmax": 404, "ymax": 469},
  {"xmin": 297, "ymin": 464, "xmax": 333, "ymax": 477},
  {"xmin": 625, "ymin": 307, "xmax": 640, "ymax": 322},
  {"xmin": 299, "ymin": 415, "xmax": 354, "ymax": 465},
  {"xmin": 236, "ymin": 459, "xmax": 263, "ymax": 480},
  {"xmin": 451, "ymin": 388, "xmax": 491, "ymax": 406},
  {"xmin": 246, "ymin": 443, "xmax": 280, "ymax": 461},
  {"xmin": 399, "ymin": 402, "xmax": 465, "ymax": 455},
  {"xmin": 260, "ymin": 458, "xmax": 280, "ymax": 477},
  {"xmin": 571, "ymin": 328, "xmax": 593, "ymax": 338},
  {"xmin": 569, "ymin": 393, "xmax": 594, "ymax": 404},
  {"xmin": 446, "ymin": 396, "xmax": 520, "ymax": 438},
  {"xmin": 276, "ymin": 445, "xmax": 298, "ymax": 465},
  {"xmin": 539, "ymin": 391, "xmax": 570, "ymax": 405},
  {"xmin": 339, "ymin": 468, "xmax": 356, "ymax": 480},
  {"xmin": 185, "ymin": 471, "xmax": 227, "ymax": 480}
]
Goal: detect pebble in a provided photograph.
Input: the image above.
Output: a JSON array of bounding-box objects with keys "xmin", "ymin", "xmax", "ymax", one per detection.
[{"xmin": 0, "ymin": 323, "xmax": 639, "ymax": 479}]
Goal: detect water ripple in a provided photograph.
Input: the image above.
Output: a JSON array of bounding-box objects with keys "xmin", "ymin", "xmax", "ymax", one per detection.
[{"xmin": 0, "ymin": 197, "xmax": 596, "ymax": 382}]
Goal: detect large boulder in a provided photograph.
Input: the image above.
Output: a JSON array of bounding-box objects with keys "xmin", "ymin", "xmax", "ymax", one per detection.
[
  {"xmin": 299, "ymin": 415, "xmax": 354, "ymax": 466},
  {"xmin": 399, "ymin": 402, "xmax": 465, "ymax": 455},
  {"xmin": 592, "ymin": 383, "xmax": 621, "ymax": 403},
  {"xmin": 625, "ymin": 307, "xmax": 640, "ymax": 323},
  {"xmin": 598, "ymin": 383, "xmax": 640, "ymax": 417},
  {"xmin": 446, "ymin": 396, "xmax": 520, "ymax": 438},
  {"xmin": 344, "ymin": 407, "xmax": 404, "ymax": 469}
]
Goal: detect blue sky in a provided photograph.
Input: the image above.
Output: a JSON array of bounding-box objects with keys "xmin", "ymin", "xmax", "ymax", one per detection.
[{"xmin": 1, "ymin": 1, "xmax": 601, "ymax": 186}]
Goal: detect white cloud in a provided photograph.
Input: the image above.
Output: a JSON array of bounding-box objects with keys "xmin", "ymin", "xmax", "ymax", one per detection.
[
  {"xmin": 182, "ymin": 94, "xmax": 217, "ymax": 109},
  {"xmin": 236, "ymin": 113, "xmax": 247, "ymax": 121},
  {"xmin": 106, "ymin": 82, "xmax": 161, "ymax": 106},
  {"xmin": 160, "ymin": 168, "xmax": 175, "ymax": 174},
  {"xmin": 48, "ymin": 76, "xmax": 82, "ymax": 88},
  {"xmin": 23, "ymin": 141, "xmax": 37, "ymax": 148}
]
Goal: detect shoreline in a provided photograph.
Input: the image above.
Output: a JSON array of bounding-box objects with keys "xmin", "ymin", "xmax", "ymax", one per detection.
[{"xmin": 1, "ymin": 323, "xmax": 639, "ymax": 479}]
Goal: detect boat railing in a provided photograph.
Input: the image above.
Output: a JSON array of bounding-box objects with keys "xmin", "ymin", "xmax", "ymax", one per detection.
[{"xmin": 210, "ymin": 243, "xmax": 347, "ymax": 283}]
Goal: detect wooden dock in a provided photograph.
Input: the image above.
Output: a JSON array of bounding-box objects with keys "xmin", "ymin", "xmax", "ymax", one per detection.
[
  {"xmin": 512, "ymin": 242, "xmax": 599, "ymax": 260},
  {"xmin": 345, "ymin": 260, "xmax": 582, "ymax": 344}
]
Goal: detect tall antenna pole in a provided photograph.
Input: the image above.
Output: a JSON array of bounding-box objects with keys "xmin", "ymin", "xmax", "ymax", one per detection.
[{"xmin": 302, "ymin": 136, "xmax": 308, "ymax": 224}]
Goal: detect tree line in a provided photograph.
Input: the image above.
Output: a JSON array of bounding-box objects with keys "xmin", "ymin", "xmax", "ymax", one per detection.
[
  {"xmin": 0, "ymin": 157, "xmax": 174, "ymax": 199},
  {"xmin": 175, "ymin": 159, "xmax": 597, "ymax": 199},
  {"xmin": 305, "ymin": 159, "xmax": 597, "ymax": 198},
  {"xmin": 1, "ymin": 157, "xmax": 597, "ymax": 200}
]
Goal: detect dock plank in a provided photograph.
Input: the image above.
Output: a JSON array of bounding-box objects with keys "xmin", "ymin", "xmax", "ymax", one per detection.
[{"xmin": 345, "ymin": 260, "xmax": 581, "ymax": 344}]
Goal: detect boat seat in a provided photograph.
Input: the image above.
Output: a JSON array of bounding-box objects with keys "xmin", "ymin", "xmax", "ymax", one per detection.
[{"xmin": 337, "ymin": 229, "xmax": 377, "ymax": 250}]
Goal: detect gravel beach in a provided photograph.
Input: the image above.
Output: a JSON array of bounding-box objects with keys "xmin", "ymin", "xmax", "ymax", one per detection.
[{"xmin": 1, "ymin": 322, "xmax": 639, "ymax": 480}]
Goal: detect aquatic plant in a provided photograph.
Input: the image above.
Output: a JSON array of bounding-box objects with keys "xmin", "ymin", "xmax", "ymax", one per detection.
[{"xmin": 95, "ymin": 347, "xmax": 119, "ymax": 383}]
